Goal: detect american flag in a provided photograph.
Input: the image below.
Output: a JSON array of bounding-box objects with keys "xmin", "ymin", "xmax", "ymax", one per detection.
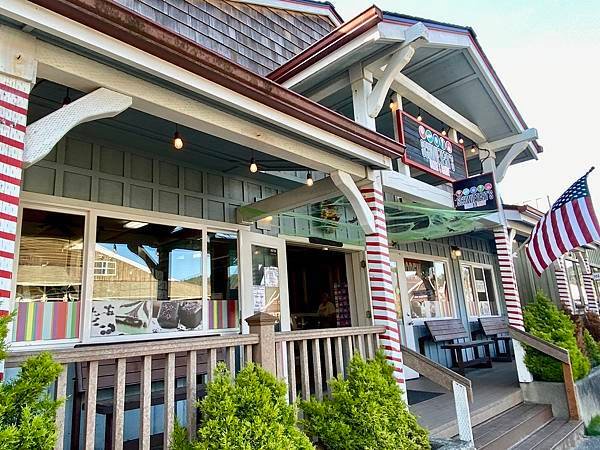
[{"xmin": 526, "ymin": 168, "xmax": 600, "ymax": 276}]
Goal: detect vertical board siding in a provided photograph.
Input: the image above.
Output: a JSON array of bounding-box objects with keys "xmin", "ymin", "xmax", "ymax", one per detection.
[{"xmin": 112, "ymin": 0, "xmax": 336, "ymax": 75}]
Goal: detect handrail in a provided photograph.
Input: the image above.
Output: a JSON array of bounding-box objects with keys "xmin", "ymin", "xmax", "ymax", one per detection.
[
  {"xmin": 275, "ymin": 326, "xmax": 385, "ymax": 342},
  {"xmin": 5, "ymin": 333, "xmax": 259, "ymax": 366},
  {"xmin": 401, "ymin": 344, "xmax": 473, "ymax": 402},
  {"xmin": 508, "ymin": 325, "xmax": 580, "ymax": 421}
]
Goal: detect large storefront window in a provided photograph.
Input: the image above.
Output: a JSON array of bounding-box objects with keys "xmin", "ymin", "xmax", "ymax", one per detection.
[
  {"xmin": 14, "ymin": 209, "xmax": 84, "ymax": 342},
  {"xmin": 404, "ymin": 258, "xmax": 452, "ymax": 319},
  {"xmin": 461, "ymin": 264, "xmax": 499, "ymax": 317},
  {"xmin": 565, "ymin": 259, "xmax": 587, "ymax": 307},
  {"xmin": 207, "ymin": 232, "xmax": 239, "ymax": 329}
]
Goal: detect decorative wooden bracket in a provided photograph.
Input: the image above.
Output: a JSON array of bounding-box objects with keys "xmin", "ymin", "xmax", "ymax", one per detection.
[
  {"xmin": 367, "ymin": 22, "xmax": 429, "ymax": 119},
  {"xmin": 330, "ymin": 170, "xmax": 376, "ymax": 235},
  {"xmin": 486, "ymin": 128, "xmax": 538, "ymax": 182},
  {"xmin": 23, "ymin": 87, "xmax": 132, "ymax": 167}
]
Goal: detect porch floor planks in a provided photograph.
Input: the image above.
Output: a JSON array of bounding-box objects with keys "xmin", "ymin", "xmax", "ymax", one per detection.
[{"xmin": 407, "ymin": 361, "xmax": 522, "ymax": 438}]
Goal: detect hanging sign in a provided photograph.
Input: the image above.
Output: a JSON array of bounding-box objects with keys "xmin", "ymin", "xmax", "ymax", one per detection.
[
  {"xmin": 452, "ymin": 172, "xmax": 498, "ymax": 212},
  {"xmin": 397, "ymin": 111, "xmax": 468, "ymax": 182},
  {"xmin": 593, "ymin": 272, "xmax": 600, "ymax": 282}
]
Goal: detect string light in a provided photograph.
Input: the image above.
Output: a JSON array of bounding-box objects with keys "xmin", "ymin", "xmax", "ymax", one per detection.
[
  {"xmin": 306, "ymin": 171, "xmax": 314, "ymax": 186},
  {"xmin": 470, "ymin": 146, "xmax": 478, "ymax": 154},
  {"xmin": 416, "ymin": 108, "xmax": 423, "ymax": 122},
  {"xmin": 389, "ymin": 96, "xmax": 395, "ymax": 110},
  {"xmin": 62, "ymin": 87, "xmax": 72, "ymax": 106},
  {"xmin": 458, "ymin": 134, "xmax": 464, "ymax": 145},
  {"xmin": 249, "ymin": 157, "xmax": 258, "ymax": 173},
  {"xmin": 441, "ymin": 127, "xmax": 447, "ymax": 136},
  {"xmin": 173, "ymin": 124, "xmax": 183, "ymax": 150}
]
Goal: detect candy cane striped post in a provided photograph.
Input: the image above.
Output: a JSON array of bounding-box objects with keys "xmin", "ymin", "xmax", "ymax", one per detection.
[
  {"xmin": 553, "ymin": 257, "xmax": 574, "ymax": 313},
  {"xmin": 360, "ymin": 181, "xmax": 405, "ymax": 392},
  {"xmin": 0, "ymin": 74, "xmax": 32, "ymax": 381},
  {"xmin": 494, "ymin": 226, "xmax": 533, "ymax": 382},
  {"xmin": 580, "ymin": 253, "xmax": 599, "ymax": 314}
]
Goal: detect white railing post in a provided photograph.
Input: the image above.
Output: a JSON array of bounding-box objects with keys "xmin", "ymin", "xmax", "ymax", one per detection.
[{"xmin": 452, "ymin": 380, "xmax": 474, "ymax": 446}]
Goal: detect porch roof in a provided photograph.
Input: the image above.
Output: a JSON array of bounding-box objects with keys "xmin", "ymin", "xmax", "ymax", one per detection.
[{"xmin": 268, "ymin": 6, "xmax": 541, "ymax": 173}]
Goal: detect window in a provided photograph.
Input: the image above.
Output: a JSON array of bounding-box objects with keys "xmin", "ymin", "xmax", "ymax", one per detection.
[
  {"xmin": 14, "ymin": 209, "xmax": 85, "ymax": 342},
  {"xmin": 94, "ymin": 260, "xmax": 116, "ymax": 276},
  {"xmin": 565, "ymin": 258, "xmax": 587, "ymax": 306},
  {"xmin": 404, "ymin": 258, "xmax": 452, "ymax": 319},
  {"xmin": 461, "ymin": 264, "xmax": 499, "ymax": 317},
  {"xmin": 207, "ymin": 232, "xmax": 239, "ymax": 329}
]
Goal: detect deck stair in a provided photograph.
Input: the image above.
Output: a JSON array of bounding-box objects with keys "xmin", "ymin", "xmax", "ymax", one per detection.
[{"xmin": 473, "ymin": 402, "xmax": 584, "ymax": 450}]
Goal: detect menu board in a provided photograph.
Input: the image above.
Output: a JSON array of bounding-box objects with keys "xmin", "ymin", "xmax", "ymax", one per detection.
[{"xmin": 333, "ymin": 282, "xmax": 351, "ymax": 327}]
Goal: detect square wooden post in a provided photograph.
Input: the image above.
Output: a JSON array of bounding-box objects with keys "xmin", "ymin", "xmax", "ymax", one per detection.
[{"xmin": 246, "ymin": 312, "xmax": 278, "ymax": 376}]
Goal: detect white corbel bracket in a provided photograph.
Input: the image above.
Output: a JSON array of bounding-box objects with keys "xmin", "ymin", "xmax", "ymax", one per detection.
[
  {"xmin": 23, "ymin": 87, "xmax": 132, "ymax": 167},
  {"xmin": 486, "ymin": 128, "xmax": 538, "ymax": 182},
  {"xmin": 330, "ymin": 170, "xmax": 376, "ymax": 235},
  {"xmin": 367, "ymin": 22, "xmax": 429, "ymax": 118}
]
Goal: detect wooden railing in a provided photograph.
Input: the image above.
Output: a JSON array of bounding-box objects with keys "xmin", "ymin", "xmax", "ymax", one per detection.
[
  {"xmin": 6, "ymin": 333, "xmax": 258, "ymax": 450},
  {"xmin": 508, "ymin": 325, "xmax": 581, "ymax": 420},
  {"xmin": 401, "ymin": 344, "xmax": 474, "ymax": 444},
  {"xmin": 274, "ymin": 326, "xmax": 384, "ymax": 402}
]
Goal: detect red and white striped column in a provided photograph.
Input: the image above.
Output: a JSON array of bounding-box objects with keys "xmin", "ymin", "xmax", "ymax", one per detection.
[
  {"xmin": 553, "ymin": 257, "xmax": 574, "ymax": 313},
  {"xmin": 0, "ymin": 74, "xmax": 32, "ymax": 381},
  {"xmin": 360, "ymin": 181, "xmax": 405, "ymax": 388},
  {"xmin": 580, "ymin": 253, "xmax": 599, "ymax": 314},
  {"xmin": 493, "ymin": 227, "xmax": 524, "ymax": 329}
]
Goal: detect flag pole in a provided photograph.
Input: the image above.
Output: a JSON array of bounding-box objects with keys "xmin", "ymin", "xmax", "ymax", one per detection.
[{"xmin": 586, "ymin": 166, "xmax": 595, "ymax": 176}]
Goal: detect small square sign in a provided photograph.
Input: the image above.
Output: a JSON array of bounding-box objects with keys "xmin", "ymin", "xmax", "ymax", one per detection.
[{"xmin": 453, "ymin": 172, "xmax": 498, "ymax": 212}]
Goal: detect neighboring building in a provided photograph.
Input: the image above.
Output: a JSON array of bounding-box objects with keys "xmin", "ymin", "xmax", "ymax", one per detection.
[{"xmin": 3, "ymin": 0, "xmax": 584, "ymax": 448}]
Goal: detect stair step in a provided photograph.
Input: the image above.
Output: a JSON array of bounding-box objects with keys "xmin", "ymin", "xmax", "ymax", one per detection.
[
  {"xmin": 530, "ymin": 420, "xmax": 583, "ymax": 450},
  {"xmin": 511, "ymin": 418, "xmax": 567, "ymax": 450},
  {"xmin": 474, "ymin": 403, "xmax": 553, "ymax": 450}
]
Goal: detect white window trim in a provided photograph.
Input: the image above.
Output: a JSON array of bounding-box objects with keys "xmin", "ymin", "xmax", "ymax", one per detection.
[
  {"xmin": 459, "ymin": 261, "xmax": 501, "ymax": 320},
  {"xmin": 396, "ymin": 251, "xmax": 458, "ymax": 326},
  {"xmin": 564, "ymin": 257, "xmax": 587, "ymax": 305},
  {"xmin": 13, "ymin": 194, "xmax": 249, "ymax": 349}
]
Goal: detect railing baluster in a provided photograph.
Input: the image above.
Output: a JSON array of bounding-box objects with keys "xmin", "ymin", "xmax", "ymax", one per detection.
[
  {"xmin": 275, "ymin": 341, "xmax": 284, "ymax": 379},
  {"xmin": 113, "ymin": 358, "xmax": 126, "ymax": 450},
  {"xmin": 287, "ymin": 341, "xmax": 297, "ymax": 403},
  {"xmin": 187, "ymin": 350, "xmax": 197, "ymax": 441},
  {"xmin": 335, "ymin": 336, "xmax": 344, "ymax": 376},
  {"xmin": 84, "ymin": 360, "xmax": 98, "ymax": 450},
  {"xmin": 346, "ymin": 335, "xmax": 354, "ymax": 363},
  {"xmin": 207, "ymin": 348, "xmax": 217, "ymax": 382},
  {"xmin": 227, "ymin": 346, "xmax": 236, "ymax": 378},
  {"xmin": 312, "ymin": 339, "xmax": 323, "ymax": 400},
  {"xmin": 324, "ymin": 337, "xmax": 333, "ymax": 390},
  {"xmin": 366, "ymin": 333, "xmax": 375, "ymax": 359},
  {"xmin": 53, "ymin": 364, "xmax": 68, "ymax": 450},
  {"xmin": 300, "ymin": 339, "xmax": 310, "ymax": 400},
  {"xmin": 140, "ymin": 355, "xmax": 152, "ymax": 450},
  {"xmin": 244, "ymin": 344, "xmax": 253, "ymax": 366},
  {"xmin": 164, "ymin": 353, "xmax": 176, "ymax": 448},
  {"xmin": 357, "ymin": 334, "xmax": 366, "ymax": 359}
]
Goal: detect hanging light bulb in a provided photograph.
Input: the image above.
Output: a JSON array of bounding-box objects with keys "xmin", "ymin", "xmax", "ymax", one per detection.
[
  {"xmin": 416, "ymin": 108, "xmax": 423, "ymax": 122},
  {"xmin": 441, "ymin": 126, "xmax": 447, "ymax": 136},
  {"xmin": 306, "ymin": 171, "xmax": 314, "ymax": 187},
  {"xmin": 62, "ymin": 87, "xmax": 72, "ymax": 106},
  {"xmin": 173, "ymin": 124, "xmax": 183, "ymax": 150},
  {"xmin": 249, "ymin": 157, "xmax": 258, "ymax": 173},
  {"xmin": 458, "ymin": 134, "xmax": 464, "ymax": 145},
  {"xmin": 389, "ymin": 96, "xmax": 395, "ymax": 111},
  {"xmin": 471, "ymin": 146, "xmax": 478, "ymax": 154}
]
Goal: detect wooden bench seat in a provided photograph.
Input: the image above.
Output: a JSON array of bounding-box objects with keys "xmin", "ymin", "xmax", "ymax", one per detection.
[
  {"xmin": 473, "ymin": 316, "xmax": 513, "ymax": 362},
  {"xmin": 419, "ymin": 319, "xmax": 493, "ymax": 375}
]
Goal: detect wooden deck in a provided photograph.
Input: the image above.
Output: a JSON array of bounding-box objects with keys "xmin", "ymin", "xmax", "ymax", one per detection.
[{"xmin": 408, "ymin": 361, "xmax": 523, "ymax": 438}]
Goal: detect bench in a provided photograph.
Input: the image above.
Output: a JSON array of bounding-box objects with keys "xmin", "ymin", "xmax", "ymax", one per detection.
[
  {"xmin": 473, "ymin": 316, "xmax": 512, "ymax": 362},
  {"xmin": 72, "ymin": 350, "xmax": 218, "ymax": 449},
  {"xmin": 419, "ymin": 319, "xmax": 493, "ymax": 375}
]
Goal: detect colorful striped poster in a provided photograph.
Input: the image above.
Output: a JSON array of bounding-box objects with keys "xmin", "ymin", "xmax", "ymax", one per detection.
[
  {"xmin": 208, "ymin": 299, "xmax": 239, "ymax": 330},
  {"xmin": 14, "ymin": 301, "xmax": 80, "ymax": 341}
]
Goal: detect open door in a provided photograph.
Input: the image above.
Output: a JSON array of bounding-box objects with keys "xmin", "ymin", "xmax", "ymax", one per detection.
[
  {"xmin": 240, "ymin": 231, "xmax": 290, "ymax": 334},
  {"xmin": 390, "ymin": 251, "xmax": 419, "ymax": 379}
]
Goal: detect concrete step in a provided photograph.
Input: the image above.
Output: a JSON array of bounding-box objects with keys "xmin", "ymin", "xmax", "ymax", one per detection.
[
  {"xmin": 473, "ymin": 403, "xmax": 554, "ymax": 450},
  {"xmin": 511, "ymin": 419, "xmax": 584, "ymax": 450}
]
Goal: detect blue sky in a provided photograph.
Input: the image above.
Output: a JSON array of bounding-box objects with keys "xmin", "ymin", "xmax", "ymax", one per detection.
[{"xmin": 332, "ymin": 0, "xmax": 600, "ymax": 211}]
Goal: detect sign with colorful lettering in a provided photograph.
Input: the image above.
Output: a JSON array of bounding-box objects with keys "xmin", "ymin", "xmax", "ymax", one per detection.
[
  {"xmin": 398, "ymin": 111, "xmax": 468, "ymax": 182},
  {"xmin": 452, "ymin": 172, "xmax": 498, "ymax": 212}
]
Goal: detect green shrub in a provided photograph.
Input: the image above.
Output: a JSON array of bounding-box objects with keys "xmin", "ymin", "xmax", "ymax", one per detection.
[
  {"xmin": 171, "ymin": 362, "xmax": 313, "ymax": 450},
  {"xmin": 0, "ymin": 313, "xmax": 64, "ymax": 449},
  {"xmin": 584, "ymin": 329, "xmax": 600, "ymax": 368},
  {"xmin": 586, "ymin": 415, "xmax": 600, "ymax": 436},
  {"xmin": 301, "ymin": 352, "xmax": 430, "ymax": 450},
  {"xmin": 523, "ymin": 291, "xmax": 590, "ymax": 381}
]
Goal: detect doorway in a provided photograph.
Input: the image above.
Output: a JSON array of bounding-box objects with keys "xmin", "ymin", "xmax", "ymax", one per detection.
[{"xmin": 286, "ymin": 245, "xmax": 352, "ymax": 330}]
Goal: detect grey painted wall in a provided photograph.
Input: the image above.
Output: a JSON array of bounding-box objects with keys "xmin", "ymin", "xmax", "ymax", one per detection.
[{"xmin": 514, "ymin": 244, "xmax": 560, "ymax": 307}]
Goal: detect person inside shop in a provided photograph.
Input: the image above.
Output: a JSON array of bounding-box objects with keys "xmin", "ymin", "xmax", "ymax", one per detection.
[{"xmin": 317, "ymin": 292, "xmax": 336, "ymax": 328}]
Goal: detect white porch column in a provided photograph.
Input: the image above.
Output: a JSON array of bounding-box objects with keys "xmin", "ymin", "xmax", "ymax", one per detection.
[
  {"xmin": 360, "ymin": 177, "xmax": 406, "ymax": 390},
  {"xmin": 580, "ymin": 252, "xmax": 599, "ymax": 314},
  {"xmin": 554, "ymin": 257, "xmax": 574, "ymax": 313},
  {"xmin": 0, "ymin": 28, "xmax": 37, "ymax": 381}
]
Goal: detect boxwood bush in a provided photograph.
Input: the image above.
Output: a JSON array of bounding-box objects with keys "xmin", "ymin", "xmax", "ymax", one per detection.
[
  {"xmin": 170, "ymin": 362, "xmax": 313, "ymax": 450},
  {"xmin": 523, "ymin": 291, "xmax": 590, "ymax": 381},
  {"xmin": 301, "ymin": 352, "xmax": 430, "ymax": 450}
]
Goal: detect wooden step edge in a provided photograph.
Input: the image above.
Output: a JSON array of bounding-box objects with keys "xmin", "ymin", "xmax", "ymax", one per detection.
[
  {"xmin": 510, "ymin": 419, "xmax": 566, "ymax": 450},
  {"xmin": 536, "ymin": 420, "xmax": 584, "ymax": 450},
  {"xmin": 473, "ymin": 403, "xmax": 539, "ymax": 443},
  {"xmin": 475, "ymin": 404, "xmax": 554, "ymax": 450}
]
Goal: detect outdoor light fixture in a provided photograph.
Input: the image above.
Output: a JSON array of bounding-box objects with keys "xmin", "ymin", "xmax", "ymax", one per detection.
[
  {"xmin": 62, "ymin": 87, "xmax": 72, "ymax": 106},
  {"xmin": 306, "ymin": 171, "xmax": 314, "ymax": 186},
  {"xmin": 451, "ymin": 246, "xmax": 462, "ymax": 259},
  {"xmin": 458, "ymin": 134, "xmax": 464, "ymax": 145},
  {"xmin": 416, "ymin": 109, "xmax": 423, "ymax": 122},
  {"xmin": 389, "ymin": 96, "xmax": 395, "ymax": 110},
  {"xmin": 173, "ymin": 124, "xmax": 184, "ymax": 150},
  {"xmin": 471, "ymin": 146, "xmax": 478, "ymax": 154},
  {"xmin": 249, "ymin": 151, "xmax": 258, "ymax": 173},
  {"xmin": 123, "ymin": 221, "xmax": 148, "ymax": 229},
  {"xmin": 441, "ymin": 127, "xmax": 447, "ymax": 136}
]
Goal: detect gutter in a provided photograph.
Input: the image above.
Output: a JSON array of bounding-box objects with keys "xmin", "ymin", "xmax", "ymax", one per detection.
[{"xmin": 26, "ymin": 0, "xmax": 404, "ymax": 159}]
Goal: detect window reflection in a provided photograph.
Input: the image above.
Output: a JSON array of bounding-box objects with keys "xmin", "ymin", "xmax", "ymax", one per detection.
[
  {"xmin": 405, "ymin": 258, "xmax": 451, "ymax": 319},
  {"xmin": 461, "ymin": 264, "xmax": 498, "ymax": 317},
  {"xmin": 208, "ymin": 232, "xmax": 239, "ymax": 329},
  {"xmin": 251, "ymin": 245, "xmax": 280, "ymax": 323}
]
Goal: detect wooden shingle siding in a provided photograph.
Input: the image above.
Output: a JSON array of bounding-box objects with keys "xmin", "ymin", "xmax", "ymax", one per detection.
[{"xmin": 112, "ymin": 0, "xmax": 336, "ymax": 75}]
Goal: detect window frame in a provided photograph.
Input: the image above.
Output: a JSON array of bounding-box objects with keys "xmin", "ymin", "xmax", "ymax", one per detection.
[
  {"xmin": 16, "ymin": 192, "xmax": 248, "ymax": 348},
  {"xmin": 459, "ymin": 261, "xmax": 501, "ymax": 320},
  {"xmin": 396, "ymin": 251, "xmax": 457, "ymax": 325},
  {"xmin": 564, "ymin": 256, "xmax": 587, "ymax": 306}
]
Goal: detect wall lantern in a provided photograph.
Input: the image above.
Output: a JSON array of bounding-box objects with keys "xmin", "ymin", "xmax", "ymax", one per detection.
[{"xmin": 451, "ymin": 246, "xmax": 462, "ymax": 259}]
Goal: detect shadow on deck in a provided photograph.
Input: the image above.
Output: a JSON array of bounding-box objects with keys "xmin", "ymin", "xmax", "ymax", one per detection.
[{"xmin": 408, "ymin": 361, "xmax": 522, "ymax": 438}]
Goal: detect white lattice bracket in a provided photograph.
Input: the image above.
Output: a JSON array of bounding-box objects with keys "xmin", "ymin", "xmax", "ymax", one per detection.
[
  {"xmin": 23, "ymin": 88, "xmax": 132, "ymax": 167},
  {"xmin": 452, "ymin": 380, "xmax": 474, "ymax": 446}
]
